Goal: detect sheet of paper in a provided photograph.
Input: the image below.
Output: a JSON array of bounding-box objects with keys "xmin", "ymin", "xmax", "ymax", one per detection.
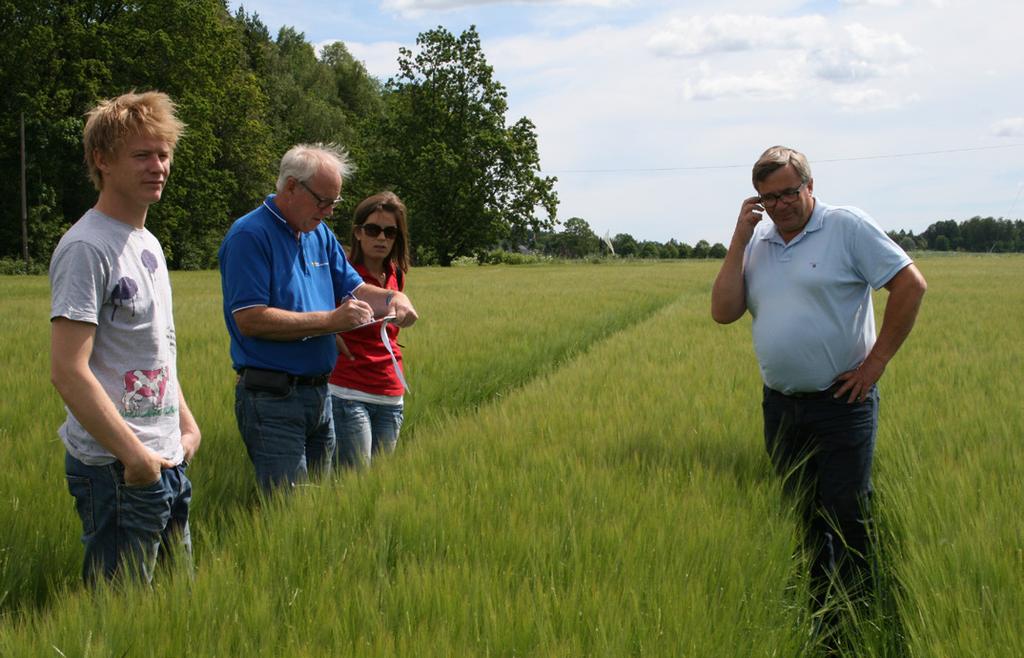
[{"xmin": 343, "ymin": 314, "xmax": 398, "ymax": 332}]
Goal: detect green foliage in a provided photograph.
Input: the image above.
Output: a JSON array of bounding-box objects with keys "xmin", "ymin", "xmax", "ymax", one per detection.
[
  {"xmin": 692, "ymin": 239, "xmax": 711, "ymax": 258},
  {"xmin": 375, "ymin": 26, "xmax": 558, "ymax": 266},
  {"xmin": 479, "ymin": 249, "xmax": 551, "ymax": 265},
  {"xmin": 542, "ymin": 216, "xmax": 600, "ymax": 258},
  {"xmin": 0, "ymin": 257, "xmax": 47, "ymax": 275},
  {"xmin": 0, "ymin": 2, "xmax": 386, "ymax": 269},
  {"xmin": 0, "ymin": 0, "xmax": 283, "ymax": 269},
  {"xmin": 907, "ymin": 217, "xmax": 1024, "ymax": 253},
  {"xmin": 612, "ymin": 233, "xmax": 638, "ymax": 257}
]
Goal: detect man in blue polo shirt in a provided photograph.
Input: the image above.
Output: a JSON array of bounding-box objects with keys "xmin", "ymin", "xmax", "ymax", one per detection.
[
  {"xmin": 219, "ymin": 143, "xmax": 417, "ymax": 493},
  {"xmin": 711, "ymin": 145, "xmax": 926, "ymax": 646}
]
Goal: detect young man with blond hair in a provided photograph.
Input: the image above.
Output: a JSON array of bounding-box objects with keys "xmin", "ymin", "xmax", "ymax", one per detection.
[{"xmin": 49, "ymin": 91, "xmax": 200, "ymax": 584}]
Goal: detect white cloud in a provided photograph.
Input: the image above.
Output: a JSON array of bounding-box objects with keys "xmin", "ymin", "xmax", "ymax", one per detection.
[
  {"xmin": 683, "ymin": 68, "xmax": 794, "ymax": 102},
  {"xmin": 839, "ymin": 0, "xmax": 950, "ymax": 7},
  {"xmin": 991, "ymin": 117, "xmax": 1024, "ymax": 138},
  {"xmin": 343, "ymin": 41, "xmax": 407, "ymax": 79},
  {"xmin": 648, "ymin": 16, "xmax": 918, "ymax": 94},
  {"xmin": 810, "ymin": 23, "xmax": 917, "ymax": 82},
  {"xmin": 646, "ymin": 16, "xmax": 918, "ymax": 102},
  {"xmin": 648, "ymin": 14, "xmax": 826, "ymax": 57},
  {"xmin": 830, "ymin": 87, "xmax": 919, "ymax": 110},
  {"xmin": 840, "ymin": 0, "xmax": 905, "ymax": 7},
  {"xmin": 381, "ymin": 0, "xmax": 628, "ymax": 15}
]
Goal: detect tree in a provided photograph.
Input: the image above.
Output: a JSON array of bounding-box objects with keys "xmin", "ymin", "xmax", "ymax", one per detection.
[
  {"xmin": 548, "ymin": 217, "xmax": 599, "ymax": 258},
  {"xmin": 638, "ymin": 241, "xmax": 661, "ymax": 259},
  {"xmin": 0, "ymin": 0, "xmax": 280, "ymax": 268},
  {"xmin": 375, "ymin": 26, "xmax": 558, "ymax": 265},
  {"xmin": 692, "ymin": 240, "xmax": 710, "ymax": 258},
  {"xmin": 318, "ymin": 40, "xmax": 387, "ymax": 221},
  {"xmin": 921, "ymin": 219, "xmax": 960, "ymax": 251},
  {"xmin": 612, "ymin": 233, "xmax": 637, "ymax": 257},
  {"xmin": 708, "ymin": 242, "xmax": 727, "ymax": 258},
  {"xmin": 0, "ymin": 0, "xmax": 104, "ymax": 263}
]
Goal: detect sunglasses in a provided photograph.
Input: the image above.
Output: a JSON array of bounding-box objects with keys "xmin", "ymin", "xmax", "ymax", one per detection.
[{"xmin": 359, "ymin": 223, "xmax": 398, "ymax": 240}]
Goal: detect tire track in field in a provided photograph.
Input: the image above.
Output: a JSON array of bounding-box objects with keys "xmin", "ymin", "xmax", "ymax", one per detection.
[{"xmin": 401, "ymin": 265, "xmax": 714, "ymax": 437}]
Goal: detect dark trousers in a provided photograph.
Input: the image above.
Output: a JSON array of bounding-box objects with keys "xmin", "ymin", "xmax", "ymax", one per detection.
[
  {"xmin": 762, "ymin": 385, "xmax": 878, "ymax": 616},
  {"xmin": 65, "ymin": 453, "xmax": 192, "ymax": 585},
  {"xmin": 235, "ymin": 381, "xmax": 335, "ymax": 494}
]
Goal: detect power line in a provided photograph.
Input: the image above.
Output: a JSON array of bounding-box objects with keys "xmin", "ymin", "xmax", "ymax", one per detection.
[
  {"xmin": 1007, "ymin": 181, "xmax": 1024, "ymax": 218},
  {"xmin": 542, "ymin": 142, "xmax": 1024, "ymax": 175}
]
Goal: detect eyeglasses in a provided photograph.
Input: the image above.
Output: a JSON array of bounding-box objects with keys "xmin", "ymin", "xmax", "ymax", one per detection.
[
  {"xmin": 359, "ymin": 223, "xmax": 398, "ymax": 240},
  {"xmin": 298, "ymin": 180, "xmax": 342, "ymax": 210},
  {"xmin": 758, "ymin": 181, "xmax": 807, "ymax": 207}
]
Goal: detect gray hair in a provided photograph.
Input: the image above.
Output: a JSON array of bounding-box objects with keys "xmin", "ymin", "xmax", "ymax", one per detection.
[
  {"xmin": 752, "ymin": 145, "xmax": 811, "ymax": 188},
  {"xmin": 275, "ymin": 143, "xmax": 354, "ymax": 193}
]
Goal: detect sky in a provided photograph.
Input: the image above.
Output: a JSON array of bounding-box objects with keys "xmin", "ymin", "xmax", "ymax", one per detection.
[{"xmin": 229, "ymin": 0, "xmax": 1024, "ymax": 246}]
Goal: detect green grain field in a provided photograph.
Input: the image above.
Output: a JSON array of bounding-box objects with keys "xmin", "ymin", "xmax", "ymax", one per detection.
[{"xmin": 0, "ymin": 256, "xmax": 1021, "ymax": 657}]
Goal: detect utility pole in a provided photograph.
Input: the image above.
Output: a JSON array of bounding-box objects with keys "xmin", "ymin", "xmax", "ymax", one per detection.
[{"xmin": 21, "ymin": 111, "xmax": 30, "ymax": 265}]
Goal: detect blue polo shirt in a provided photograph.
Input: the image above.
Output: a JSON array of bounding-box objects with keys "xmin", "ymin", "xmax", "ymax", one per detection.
[
  {"xmin": 743, "ymin": 199, "xmax": 912, "ymax": 394},
  {"xmin": 218, "ymin": 195, "xmax": 364, "ymax": 375}
]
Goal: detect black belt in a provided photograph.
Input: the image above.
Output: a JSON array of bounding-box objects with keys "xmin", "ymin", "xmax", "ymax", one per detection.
[
  {"xmin": 290, "ymin": 373, "xmax": 329, "ymax": 386},
  {"xmin": 238, "ymin": 368, "xmax": 329, "ymax": 387},
  {"xmin": 767, "ymin": 382, "xmax": 841, "ymax": 400}
]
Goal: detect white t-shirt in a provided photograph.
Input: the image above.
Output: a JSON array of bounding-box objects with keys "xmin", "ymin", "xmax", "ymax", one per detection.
[{"xmin": 49, "ymin": 209, "xmax": 183, "ymax": 465}]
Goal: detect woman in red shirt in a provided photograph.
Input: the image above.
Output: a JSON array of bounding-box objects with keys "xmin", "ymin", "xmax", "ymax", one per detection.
[{"xmin": 329, "ymin": 192, "xmax": 411, "ymax": 468}]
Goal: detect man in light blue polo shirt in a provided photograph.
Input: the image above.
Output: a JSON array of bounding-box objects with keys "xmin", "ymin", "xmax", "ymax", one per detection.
[
  {"xmin": 219, "ymin": 143, "xmax": 418, "ymax": 493},
  {"xmin": 711, "ymin": 145, "xmax": 926, "ymax": 647}
]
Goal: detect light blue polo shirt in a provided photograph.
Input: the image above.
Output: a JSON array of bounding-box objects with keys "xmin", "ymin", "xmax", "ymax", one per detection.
[
  {"xmin": 218, "ymin": 195, "xmax": 364, "ymax": 375},
  {"xmin": 743, "ymin": 199, "xmax": 912, "ymax": 394}
]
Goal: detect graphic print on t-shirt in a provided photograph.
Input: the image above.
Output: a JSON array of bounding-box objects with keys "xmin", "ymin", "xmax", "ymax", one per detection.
[
  {"xmin": 110, "ymin": 276, "xmax": 139, "ymax": 320},
  {"xmin": 121, "ymin": 367, "xmax": 170, "ymax": 417},
  {"xmin": 141, "ymin": 249, "xmax": 159, "ymax": 282}
]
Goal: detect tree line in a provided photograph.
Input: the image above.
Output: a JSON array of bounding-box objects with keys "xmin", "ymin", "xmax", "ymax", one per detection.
[
  {"xmin": 2, "ymin": 2, "xmax": 1018, "ymax": 273},
  {"xmin": 888, "ymin": 216, "xmax": 1024, "ymax": 253},
  {"xmin": 493, "ymin": 216, "xmax": 727, "ymax": 262}
]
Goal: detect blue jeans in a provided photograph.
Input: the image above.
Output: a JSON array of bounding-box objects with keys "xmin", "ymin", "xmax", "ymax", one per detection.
[
  {"xmin": 65, "ymin": 452, "xmax": 192, "ymax": 585},
  {"xmin": 331, "ymin": 396, "xmax": 403, "ymax": 469},
  {"xmin": 762, "ymin": 384, "xmax": 878, "ymax": 609},
  {"xmin": 235, "ymin": 382, "xmax": 335, "ymax": 493}
]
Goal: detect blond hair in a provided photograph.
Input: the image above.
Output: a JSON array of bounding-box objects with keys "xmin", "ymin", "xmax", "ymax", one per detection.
[{"xmin": 83, "ymin": 91, "xmax": 185, "ymax": 190}]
